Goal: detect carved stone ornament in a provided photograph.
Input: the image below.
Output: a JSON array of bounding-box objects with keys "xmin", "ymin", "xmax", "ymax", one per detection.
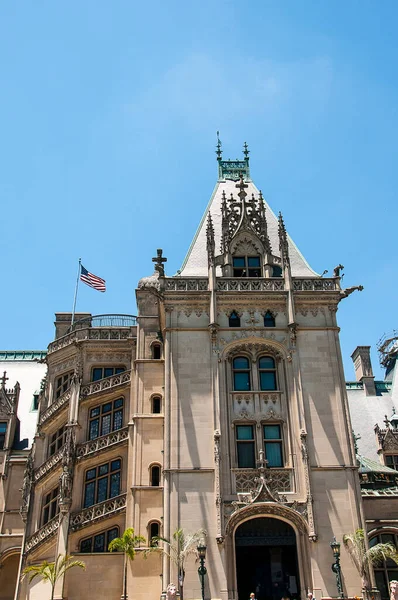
[
  {"xmin": 20, "ymin": 447, "xmax": 35, "ymax": 522},
  {"xmin": 137, "ymin": 272, "xmax": 162, "ymax": 292},
  {"xmin": 225, "ymin": 342, "xmax": 283, "ymax": 362},
  {"xmin": 375, "ymin": 426, "xmax": 398, "ymax": 453},
  {"xmin": 214, "ymin": 430, "xmax": 223, "ymax": 542}
]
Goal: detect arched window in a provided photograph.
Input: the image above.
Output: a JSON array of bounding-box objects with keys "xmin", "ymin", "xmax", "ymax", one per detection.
[
  {"xmin": 149, "ymin": 521, "xmax": 160, "ymax": 546},
  {"xmin": 229, "ymin": 311, "xmax": 241, "ymax": 328},
  {"xmin": 150, "ymin": 465, "xmax": 161, "ymax": 486},
  {"xmin": 370, "ymin": 532, "xmax": 398, "ymax": 599},
  {"xmin": 152, "ymin": 343, "xmax": 162, "ymax": 359},
  {"xmin": 264, "ymin": 311, "xmax": 275, "ymax": 327},
  {"xmin": 233, "ymin": 357, "xmax": 251, "ymax": 391},
  {"xmin": 258, "ymin": 357, "xmax": 277, "ymax": 390},
  {"xmin": 152, "ymin": 396, "xmax": 162, "ymax": 414},
  {"xmin": 272, "ymin": 265, "xmax": 283, "ymax": 277}
]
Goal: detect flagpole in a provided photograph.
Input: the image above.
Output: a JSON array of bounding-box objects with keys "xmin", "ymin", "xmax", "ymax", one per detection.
[{"xmin": 71, "ymin": 258, "xmax": 81, "ymax": 327}]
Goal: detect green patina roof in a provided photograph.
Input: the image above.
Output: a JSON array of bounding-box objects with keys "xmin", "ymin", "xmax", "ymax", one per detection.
[
  {"xmin": 357, "ymin": 455, "xmax": 398, "ymax": 474},
  {"xmin": 0, "ymin": 350, "xmax": 47, "ymax": 361}
]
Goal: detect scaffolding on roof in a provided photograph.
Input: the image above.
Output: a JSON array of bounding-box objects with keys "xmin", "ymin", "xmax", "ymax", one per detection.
[{"xmin": 377, "ymin": 330, "xmax": 398, "ymax": 367}]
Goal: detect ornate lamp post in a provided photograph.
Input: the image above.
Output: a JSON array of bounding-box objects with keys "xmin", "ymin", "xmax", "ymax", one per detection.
[
  {"xmin": 330, "ymin": 536, "xmax": 344, "ymax": 598},
  {"xmin": 197, "ymin": 541, "xmax": 207, "ymax": 600}
]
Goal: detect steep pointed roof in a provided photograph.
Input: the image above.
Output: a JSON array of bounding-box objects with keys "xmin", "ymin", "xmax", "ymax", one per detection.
[{"xmin": 179, "ymin": 145, "xmax": 318, "ymax": 277}]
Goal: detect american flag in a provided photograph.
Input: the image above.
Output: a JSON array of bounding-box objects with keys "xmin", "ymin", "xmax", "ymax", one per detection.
[{"xmin": 80, "ymin": 265, "xmax": 106, "ymax": 292}]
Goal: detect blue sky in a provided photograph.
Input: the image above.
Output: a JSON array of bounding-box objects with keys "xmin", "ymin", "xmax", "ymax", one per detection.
[{"xmin": 1, "ymin": 1, "xmax": 397, "ymax": 379}]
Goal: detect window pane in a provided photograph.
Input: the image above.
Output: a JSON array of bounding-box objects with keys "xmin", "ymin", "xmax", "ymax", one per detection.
[
  {"xmin": 264, "ymin": 425, "xmax": 281, "ymax": 440},
  {"xmin": 234, "ymin": 372, "xmax": 250, "ymax": 391},
  {"xmin": 113, "ymin": 410, "xmax": 123, "ymax": 431},
  {"xmin": 0, "ymin": 423, "xmax": 7, "ymax": 433},
  {"xmin": 97, "ymin": 477, "xmax": 108, "ymax": 503},
  {"xmin": 152, "ymin": 397, "xmax": 161, "ymax": 414},
  {"xmin": 99, "ymin": 464, "xmax": 109, "ymax": 476},
  {"xmin": 237, "ymin": 426, "xmax": 254, "ymax": 440},
  {"xmin": 80, "ymin": 538, "xmax": 92, "ymax": 553},
  {"xmin": 107, "ymin": 528, "xmax": 119, "ymax": 546},
  {"xmin": 248, "ymin": 257, "xmax": 260, "ymax": 267},
  {"xmin": 114, "ymin": 398, "xmax": 123, "ymax": 409},
  {"xmin": 382, "ymin": 534, "xmax": 395, "ymax": 544},
  {"xmin": 233, "ymin": 257, "xmax": 245, "ymax": 267},
  {"xmin": 151, "ymin": 467, "xmax": 160, "ymax": 486},
  {"xmin": 101, "ymin": 414, "xmax": 111, "ymax": 436},
  {"xmin": 93, "ymin": 533, "xmax": 105, "ymax": 552},
  {"xmin": 92, "ymin": 368, "xmax": 102, "ymax": 381},
  {"xmin": 111, "ymin": 460, "xmax": 121, "ymax": 471},
  {"xmin": 259, "ymin": 357, "xmax": 275, "ymax": 369},
  {"xmin": 369, "ymin": 536, "xmax": 379, "ymax": 547},
  {"xmin": 375, "ymin": 571, "xmax": 388, "ymax": 600},
  {"xmin": 90, "ymin": 407, "xmax": 100, "ymax": 417},
  {"xmin": 110, "ymin": 472, "xmax": 121, "ymax": 497},
  {"xmin": 84, "ymin": 482, "xmax": 95, "ymax": 508},
  {"xmin": 260, "ymin": 371, "xmax": 276, "ymax": 390},
  {"xmin": 233, "ymin": 357, "xmax": 249, "ymax": 369},
  {"xmin": 104, "ymin": 368, "xmax": 113, "ymax": 378},
  {"xmin": 237, "ymin": 443, "xmax": 255, "ymax": 468},
  {"xmin": 229, "ymin": 313, "xmax": 240, "ymax": 327},
  {"xmin": 89, "ymin": 419, "xmax": 99, "ymax": 441},
  {"xmin": 102, "ymin": 402, "xmax": 112, "ymax": 414},
  {"xmin": 265, "ymin": 442, "xmax": 283, "ymax": 467},
  {"xmin": 264, "ymin": 313, "xmax": 275, "ymax": 327},
  {"xmin": 115, "ymin": 367, "xmax": 124, "ymax": 375},
  {"xmin": 43, "ymin": 506, "xmax": 49, "ymax": 524},
  {"xmin": 86, "ymin": 468, "xmax": 96, "ymax": 481}
]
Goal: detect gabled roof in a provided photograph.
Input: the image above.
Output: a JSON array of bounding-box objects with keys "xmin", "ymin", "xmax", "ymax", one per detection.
[
  {"xmin": 179, "ymin": 177, "xmax": 318, "ymax": 278},
  {"xmin": 357, "ymin": 454, "xmax": 398, "ymax": 474}
]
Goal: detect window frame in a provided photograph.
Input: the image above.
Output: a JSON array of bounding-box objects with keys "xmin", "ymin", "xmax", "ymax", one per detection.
[
  {"xmin": 79, "ymin": 526, "xmax": 119, "ymax": 553},
  {"xmin": 258, "ymin": 356, "xmax": 277, "ymax": 391},
  {"xmin": 150, "ymin": 464, "xmax": 161, "ymax": 487},
  {"xmin": 151, "ymin": 395, "xmax": 162, "ymax": 414},
  {"xmin": 232, "ymin": 356, "xmax": 251, "ymax": 391},
  {"xmin": 385, "ymin": 455, "xmax": 398, "ymax": 470},
  {"xmin": 235, "ymin": 424, "xmax": 256, "ymax": 469},
  {"xmin": 55, "ymin": 371, "xmax": 74, "ymax": 399},
  {"xmin": 91, "ymin": 366, "xmax": 126, "ymax": 382},
  {"xmin": 148, "ymin": 521, "xmax": 161, "ymax": 547},
  {"xmin": 263, "ymin": 423, "xmax": 284, "ymax": 468},
  {"xmin": 232, "ymin": 255, "xmax": 262, "ymax": 278},
  {"xmin": 48, "ymin": 424, "xmax": 67, "ymax": 457},
  {"xmin": 88, "ymin": 397, "xmax": 124, "ymax": 441},
  {"xmin": 42, "ymin": 486, "xmax": 59, "ymax": 525},
  {"xmin": 83, "ymin": 459, "xmax": 122, "ymax": 508},
  {"xmin": 263, "ymin": 311, "xmax": 276, "ymax": 327},
  {"xmin": 369, "ymin": 531, "xmax": 398, "ymax": 600},
  {"xmin": 229, "ymin": 311, "xmax": 241, "ymax": 328},
  {"xmin": 0, "ymin": 422, "xmax": 7, "ymax": 450}
]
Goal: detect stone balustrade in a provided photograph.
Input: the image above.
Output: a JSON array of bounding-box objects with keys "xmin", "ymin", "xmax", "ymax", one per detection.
[
  {"xmin": 39, "ymin": 388, "xmax": 71, "ymax": 427},
  {"xmin": 164, "ymin": 279, "xmax": 208, "ymax": 291},
  {"xmin": 25, "ymin": 515, "xmax": 60, "ymax": 553},
  {"xmin": 217, "ymin": 279, "xmax": 284, "ymax": 292},
  {"xmin": 232, "ymin": 468, "xmax": 292, "ymax": 494},
  {"xmin": 76, "ymin": 427, "xmax": 129, "ymax": 460},
  {"xmin": 80, "ymin": 370, "xmax": 131, "ymax": 398},
  {"xmin": 292, "ymin": 278, "xmax": 339, "ymax": 291},
  {"xmin": 48, "ymin": 327, "xmax": 134, "ymax": 355},
  {"xmin": 34, "ymin": 446, "xmax": 65, "ymax": 482},
  {"xmin": 69, "ymin": 493, "xmax": 127, "ymax": 532}
]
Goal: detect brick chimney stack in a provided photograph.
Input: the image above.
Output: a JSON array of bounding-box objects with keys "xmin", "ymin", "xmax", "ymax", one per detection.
[{"xmin": 351, "ymin": 346, "xmax": 376, "ymax": 396}]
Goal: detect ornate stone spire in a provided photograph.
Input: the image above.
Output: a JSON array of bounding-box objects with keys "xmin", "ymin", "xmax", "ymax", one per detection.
[
  {"xmin": 206, "ymin": 212, "xmax": 215, "ymax": 267},
  {"xmin": 278, "ymin": 212, "xmax": 289, "ymax": 266},
  {"xmin": 243, "ymin": 141, "xmax": 250, "ymax": 160},
  {"xmin": 216, "ymin": 131, "xmax": 222, "ymax": 161}
]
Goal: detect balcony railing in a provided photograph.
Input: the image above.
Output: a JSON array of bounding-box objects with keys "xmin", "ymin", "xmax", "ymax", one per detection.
[
  {"xmin": 232, "ymin": 468, "xmax": 292, "ymax": 495},
  {"xmin": 80, "ymin": 370, "xmax": 131, "ymax": 399},
  {"xmin": 69, "ymin": 493, "xmax": 127, "ymax": 532},
  {"xmin": 34, "ymin": 446, "xmax": 65, "ymax": 482},
  {"xmin": 164, "ymin": 278, "xmax": 208, "ymax": 291},
  {"xmin": 25, "ymin": 515, "xmax": 60, "ymax": 553},
  {"xmin": 70, "ymin": 314, "xmax": 137, "ymax": 332},
  {"xmin": 39, "ymin": 388, "xmax": 72, "ymax": 427},
  {"xmin": 76, "ymin": 427, "xmax": 129, "ymax": 460},
  {"xmin": 292, "ymin": 278, "xmax": 339, "ymax": 291},
  {"xmin": 217, "ymin": 278, "xmax": 284, "ymax": 292}
]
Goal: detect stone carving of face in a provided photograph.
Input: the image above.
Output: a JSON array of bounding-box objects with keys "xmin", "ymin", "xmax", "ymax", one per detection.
[
  {"xmin": 390, "ymin": 580, "xmax": 398, "ymax": 598},
  {"xmin": 167, "ymin": 583, "xmax": 177, "ymax": 598}
]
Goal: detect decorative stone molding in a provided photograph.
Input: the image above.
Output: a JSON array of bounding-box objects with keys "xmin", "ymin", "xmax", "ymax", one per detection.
[
  {"xmin": 232, "ymin": 468, "xmax": 291, "ymax": 494},
  {"xmin": 38, "ymin": 388, "xmax": 72, "ymax": 428},
  {"xmin": 48, "ymin": 332, "xmax": 78, "ymax": 355},
  {"xmin": 164, "ymin": 279, "xmax": 208, "ymax": 292},
  {"xmin": 76, "ymin": 427, "xmax": 129, "ymax": 460},
  {"xmin": 300, "ymin": 430, "xmax": 317, "ymax": 541},
  {"xmin": 225, "ymin": 342, "xmax": 283, "ymax": 362},
  {"xmin": 217, "ymin": 279, "xmax": 284, "ymax": 292},
  {"xmin": 25, "ymin": 515, "xmax": 60, "ymax": 553},
  {"xmin": 292, "ymin": 278, "xmax": 339, "ymax": 292},
  {"xmin": 34, "ymin": 446, "xmax": 65, "ymax": 483},
  {"xmin": 375, "ymin": 425, "xmax": 398, "ymax": 453},
  {"xmin": 80, "ymin": 370, "xmax": 131, "ymax": 398},
  {"xmin": 48, "ymin": 328, "xmax": 134, "ymax": 355},
  {"xmin": 219, "ymin": 332, "xmax": 287, "ymax": 345},
  {"xmin": 69, "ymin": 493, "xmax": 127, "ymax": 531},
  {"xmin": 87, "ymin": 328, "xmax": 131, "ymax": 341},
  {"xmin": 214, "ymin": 430, "xmax": 223, "ymax": 542},
  {"xmin": 225, "ymin": 502, "xmax": 309, "ymax": 538}
]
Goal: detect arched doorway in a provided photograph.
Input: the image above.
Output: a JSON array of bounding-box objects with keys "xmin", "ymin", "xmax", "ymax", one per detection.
[
  {"xmin": 235, "ymin": 517, "xmax": 300, "ymax": 600},
  {"xmin": 0, "ymin": 552, "xmax": 20, "ymax": 600}
]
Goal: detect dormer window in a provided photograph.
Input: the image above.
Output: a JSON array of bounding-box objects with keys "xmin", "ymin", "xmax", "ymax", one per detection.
[{"xmin": 233, "ymin": 256, "xmax": 261, "ymax": 278}]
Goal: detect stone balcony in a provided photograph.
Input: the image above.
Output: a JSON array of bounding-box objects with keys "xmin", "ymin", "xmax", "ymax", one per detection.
[
  {"xmin": 34, "ymin": 445, "xmax": 65, "ymax": 483},
  {"xmin": 292, "ymin": 277, "xmax": 340, "ymax": 291},
  {"xmin": 232, "ymin": 468, "xmax": 292, "ymax": 495},
  {"xmin": 38, "ymin": 388, "xmax": 72, "ymax": 428},
  {"xmin": 25, "ymin": 515, "xmax": 60, "ymax": 554},
  {"xmin": 164, "ymin": 278, "xmax": 208, "ymax": 292},
  {"xmin": 80, "ymin": 370, "xmax": 131, "ymax": 399},
  {"xmin": 69, "ymin": 493, "xmax": 127, "ymax": 532},
  {"xmin": 217, "ymin": 278, "xmax": 284, "ymax": 292},
  {"xmin": 76, "ymin": 427, "xmax": 129, "ymax": 461}
]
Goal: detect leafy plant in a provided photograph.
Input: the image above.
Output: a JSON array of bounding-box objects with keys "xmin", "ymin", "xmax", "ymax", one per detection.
[
  {"xmin": 23, "ymin": 554, "xmax": 85, "ymax": 600},
  {"xmin": 343, "ymin": 529, "xmax": 398, "ymax": 590},
  {"xmin": 145, "ymin": 527, "xmax": 206, "ymax": 600},
  {"xmin": 108, "ymin": 527, "xmax": 146, "ymax": 600}
]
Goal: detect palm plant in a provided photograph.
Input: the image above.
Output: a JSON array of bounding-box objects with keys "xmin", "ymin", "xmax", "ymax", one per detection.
[
  {"xmin": 22, "ymin": 554, "xmax": 85, "ymax": 600},
  {"xmin": 108, "ymin": 527, "xmax": 146, "ymax": 600},
  {"xmin": 343, "ymin": 528, "xmax": 398, "ymax": 590},
  {"xmin": 146, "ymin": 527, "xmax": 206, "ymax": 600}
]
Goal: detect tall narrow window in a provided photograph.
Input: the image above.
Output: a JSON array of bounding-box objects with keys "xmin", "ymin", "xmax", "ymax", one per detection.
[
  {"xmin": 49, "ymin": 425, "xmax": 67, "ymax": 456},
  {"xmin": 150, "ymin": 465, "xmax": 161, "ymax": 486},
  {"xmin": 370, "ymin": 533, "xmax": 398, "ymax": 599},
  {"xmin": 264, "ymin": 311, "xmax": 275, "ymax": 327},
  {"xmin": 236, "ymin": 425, "xmax": 256, "ymax": 468},
  {"xmin": 152, "ymin": 344, "xmax": 161, "ymax": 359},
  {"xmin": 88, "ymin": 398, "xmax": 124, "ymax": 440},
  {"xmin": 152, "ymin": 396, "xmax": 161, "ymax": 414},
  {"xmin": 233, "ymin": 357, "xmax": 251, "ymax": 391},
  {"xmin": 259, "ymin": 357, "xmax": 277, "ymax": 390},
  {"xmin": 42, "ymin": 487, "xmax": 59, "ymax": 525},
  {"xmin": 91, "ymin": 367, "xmax": 125, "ymax": 381},
  {"xmin": 0, "ymin": 423, "xmax": 7, "ymax": 450},
  {"xmin": 229, "ymin": 311, "xmax": 241, "ymax": 328},
  {"xmin": 233, "ymin": 256, "xmax": 261, "ymax": 277},
  {"xmin": 385, "ymin": 455, "xmax": 398, "ymax": 470},
  {"xmin": 263, "ymin": 424, "xmax": 283, "ymax": 467},
  {"xmin": 149, "ymin": 522, "xmax": 160, "ymax": 546},
  {"xmin": 55, "ymin": 372, "xmax": 74, "ymax": 399},
  {"xmin": 84, "ymin": 460, "xmax": 121, "ymax": 508}
]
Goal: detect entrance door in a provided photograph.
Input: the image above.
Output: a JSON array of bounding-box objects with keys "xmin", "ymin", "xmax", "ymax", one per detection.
[{"xmin": 235, "ymin": 518, "xmax": 300, "ymax": 600}]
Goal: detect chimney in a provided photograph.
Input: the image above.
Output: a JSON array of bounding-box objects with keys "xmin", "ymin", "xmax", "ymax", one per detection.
[
  {"xmin": 54, "ymin": 313, "xmax": 92, "ymax": 339},
  {"xmin": 351, "ymin": 346, "xmax": 376, "ymax": 396}
]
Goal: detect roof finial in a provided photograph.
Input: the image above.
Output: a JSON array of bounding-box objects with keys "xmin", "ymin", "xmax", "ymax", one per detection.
[
  {"xmin": 243, "ymin": 141, "xmax": 250, "ymax": 160},
  {"xmin": 216, "ymin": 131, "xmax": 222, "ymax": 161},
  {"xmin": 1, "ymin": 371, "xmax": 8, "ymax": 389}
]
